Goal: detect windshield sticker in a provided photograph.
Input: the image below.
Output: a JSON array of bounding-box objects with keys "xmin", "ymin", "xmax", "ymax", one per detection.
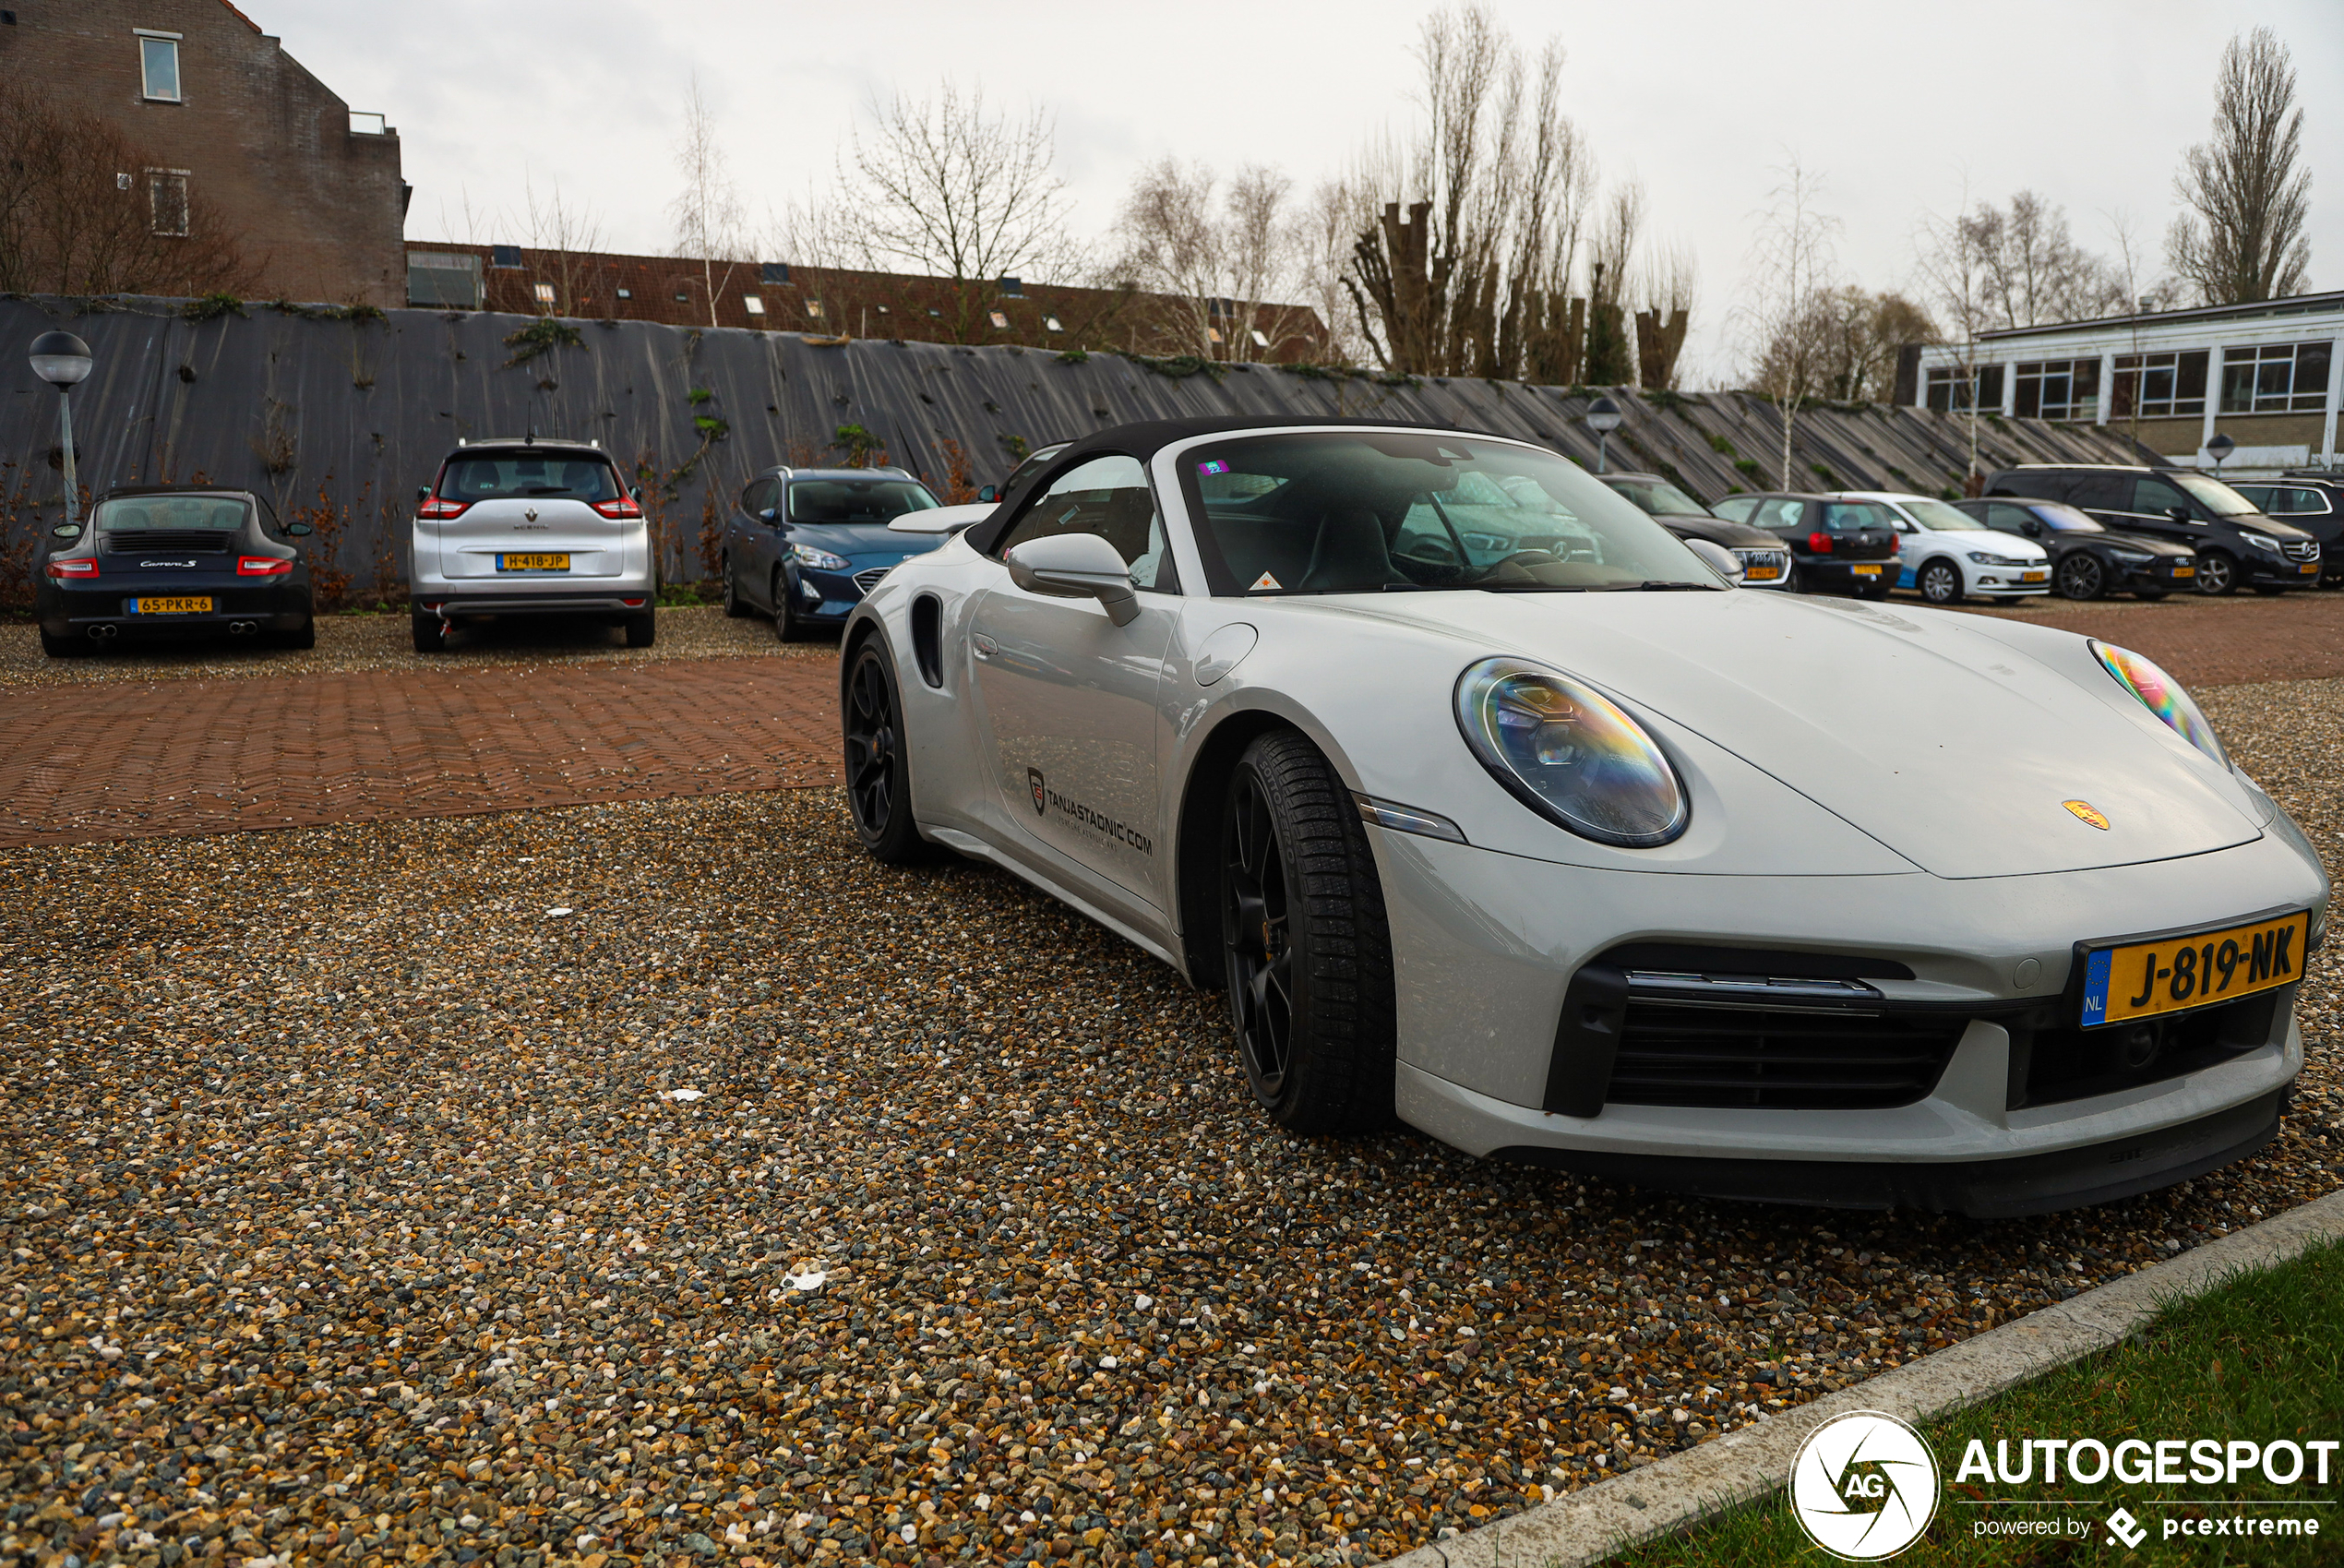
[
  {"xmin": 1198, "ymin": 460, "xmax": 1230, "ymax": 476},
  {"xmin": 1249, "ymin": 571, "xmax": 1282, "ymax": 592}
]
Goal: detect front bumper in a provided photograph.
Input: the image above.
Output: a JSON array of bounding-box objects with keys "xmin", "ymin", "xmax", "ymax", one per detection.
[
  {"xmin": 1963, "ymin": 568, "xmax": 2051, "ymax": 597},
  {"xmin": 2111, "ymin": 557, "xmax": 2196, "ymax": 592},
  {"xmin": 2241, "ymin": 552, "xmax": 2321, "ymax": 588},
  {"xmin": 788, "ymin": 561, "xmax": 892, "ymax": 623},
  {"xmin": 1370, "ymin": 826, "xmax": 2323, "ymax": 1216}
]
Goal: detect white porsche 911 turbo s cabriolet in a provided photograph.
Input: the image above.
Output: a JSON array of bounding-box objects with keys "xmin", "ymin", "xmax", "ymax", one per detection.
[{"xmin": 841, "ymin": 418, "xmax": 2327, "ymax": 1218}]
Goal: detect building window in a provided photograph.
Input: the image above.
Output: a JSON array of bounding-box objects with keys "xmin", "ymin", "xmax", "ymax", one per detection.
[
  {"xmin": 1206, "ymin": 327, "xmax": 1225, "ymax": 344},
  {"xmin": 2014, "ymin": 358, "xmax": 2099, "ymax": 421},
  {"xmin": 1044, "ymin": 316, "xmax": 1064, "ymax": 333},
  {"xmin": 489, "ymin": 245, "xmax": 522, "ymax": 269},
  {"xmin": 2219, "ymin": 341, "xmax": 2333, "ymax": 414},
  {"xmin": 759, "ymin": 261, "xmax": 791, "ymax": 285},
  {"xmin": 146, "ymin": 170, "xmax": 188, "ymax": 236},
  {"xmin": 405, "ymin": 251, "xmax": 483, "ymax": 309},
  {"xmin": 2111, "ymin": 350, "xmax": 2210, "ymax": 419},
  {"xmin": 1924, "ymin": 364, "xmax": 2004, "ymax": 413},
  {"xmin": 138, "ymin": 33, "xmax": 181, "ymax": 102},
  {"xmin": 806, "ymin": 299, "xmax": 824, "ymax": 318},
  {"xmin": 988, "ymin": 310, "xmax": 1011, "ymax": 329},
  {"xmin": 1251, "ymin": 329, "xmax": 1272, "ymax": 349},
  {"xmin": 532, "ymin": 282, "xmax": 556, "ymax": 305},
  {"xmin": 674, "ymin": 292, "xmax": 688, "ymax": 303},
  {"xmin": 348, "ymin": 112, "xmax": 387, "ymax": 135},
  {"xmin": 743, "ymin": 294, "xmax": 764, "ymax": 316},
  {"xmin": 616, "ymin": 287, "xmax": 631, "ymax": 300}
]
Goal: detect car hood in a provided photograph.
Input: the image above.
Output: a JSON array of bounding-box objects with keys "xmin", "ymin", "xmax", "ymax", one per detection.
[
  {"xmin": 1658, "ymin": 514, "xmax": 1780, "ymax": 548},
  {"xmin": 2092, "ymin": 530, "xmax": 2197, "ymax": 556},
  {"xmin": 1943, "ymin": 533, "xmax": 2049, "ymax": 560},
  {"xmin": 785, "ymin": 521, "xmax": 948, "ymax": 560},
  {"xmin": 1327, "ymin": 588, "xmax": 2261, "ymax": 879}
]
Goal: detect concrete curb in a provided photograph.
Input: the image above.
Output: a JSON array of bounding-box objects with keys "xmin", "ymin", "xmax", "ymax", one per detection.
[{"xmin": 1374, "ymin": 1187, "xmax": 2344, "ymax": 1568}]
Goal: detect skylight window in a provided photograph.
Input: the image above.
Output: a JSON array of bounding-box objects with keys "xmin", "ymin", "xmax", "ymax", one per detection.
[
  {"xmin": 1045, "ymin": 316, "xmax": 1064, "ymax": 333},
  {"xmin": 989, "ymin": 311, "xmax": 1011, "ymax": 329},
  {"xmin": 1251, "ymin": 329, "xmax": 1271, "ymax": 348},
  {"xmin": 743, "ymin": 294, "xmax": 765, "ymax": 316},
  {"xmin": 616, "ymin": 287, "xmax": 631, "ymax": 300},
  {"xmin": 532, "ymin": 282, "xmax": 556, "ymax": 305},
  {"xmin": 807, "ymin": 299, "xmax": 825, "ymax": 318},
  {"xmin": 490, "ymin": 245, "xmax": 522, "ymax": 269}
]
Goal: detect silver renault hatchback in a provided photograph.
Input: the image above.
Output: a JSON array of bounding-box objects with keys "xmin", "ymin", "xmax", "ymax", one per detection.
[{"xmin": 409, "ymin": 437, "xmax": 654, "ymax": 652}]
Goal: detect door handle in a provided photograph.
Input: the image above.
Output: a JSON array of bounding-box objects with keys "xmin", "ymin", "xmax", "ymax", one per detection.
[{"xmin": 972, "ymin": 632, "xmax": 998, "ymax": 659}]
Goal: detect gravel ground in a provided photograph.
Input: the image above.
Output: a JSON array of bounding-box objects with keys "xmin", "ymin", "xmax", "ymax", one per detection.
[
  {"xmin": 0, "ymin": 607, "xmax": 819, "ymax": 689},
  {"xmin": 2, "ymin": 688, "xmax": 2338, "ymax": 1568}
]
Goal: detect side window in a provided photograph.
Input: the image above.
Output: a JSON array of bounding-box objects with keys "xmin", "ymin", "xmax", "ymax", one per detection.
[
  {"xmin": 1984, "ymin": 503, "xmax": 2031, "ymax": 533},
  {"xmin": 2282, "ymin": 487, "xmax": 2326, "ymax": 515},
  {"xmin": 2132, "ymin": 477, "xmax": 2192, "ymax": 516},
  {"xmin": 257, "ymin": 497, "xmax": 284, "ymax": 537},
  {"xmin": 2300, "ymin": 487, "xmax": 2339, "ymax": 516},
  {"xmin": 1763, "ymin": 499, "xmax": 1807, "ymax": 532},
  {"xmin": 1710, "ymin": 497, "xmax": 1757, "ymax": 523},
  {"xmin": 738, "ymin": 478, "xmax": 774, "ymax": 517},
  {"xmin": 2067, "ymin": 473, "xmax": 2124, "ymax": 510},
  {"xmin": 994, "ymin": 455, "xmax": 1178, "ymax": 592}
]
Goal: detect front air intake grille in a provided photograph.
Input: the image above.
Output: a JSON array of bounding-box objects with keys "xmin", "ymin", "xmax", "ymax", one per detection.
[
  {"xmin": 852, "ymin": 566, "xmax": 891, "ymax": 594},
  {"xmin": 1606, "ymin": 999, "xmax": 1967, "ymax": 1110},
  {"xmin": 2283, "ymin": 539, "xmax": 2320, "ymax": 563}
]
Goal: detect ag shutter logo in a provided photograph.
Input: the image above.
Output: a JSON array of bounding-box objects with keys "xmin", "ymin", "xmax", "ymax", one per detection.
[{"xmin": 1789, "ymin": 1410, "xmax": 1940, "ymax": 1561}]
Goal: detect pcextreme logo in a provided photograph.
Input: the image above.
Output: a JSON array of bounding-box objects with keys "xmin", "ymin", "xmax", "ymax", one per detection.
[{"xmin": 1790, "ymin": 1411, "xmax": 1940, "ymax": 1560}]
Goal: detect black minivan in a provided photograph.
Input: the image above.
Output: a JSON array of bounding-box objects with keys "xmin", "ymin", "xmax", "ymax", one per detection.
[{"xmin": 1982, "ymin": 464, "xmax": 2320, "ymax": 596}]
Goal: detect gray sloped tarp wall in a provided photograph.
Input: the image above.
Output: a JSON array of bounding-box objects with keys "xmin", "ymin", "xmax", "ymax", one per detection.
[{"xmin": 1, "ymin": 294, "xmax": 2153, "ymax": 597}]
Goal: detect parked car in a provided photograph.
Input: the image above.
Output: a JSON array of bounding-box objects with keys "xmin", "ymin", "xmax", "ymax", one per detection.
[
  {"xmin": 1598, "ymin": 471, "xmax": 1794, "ymax": 588},
  {"xmin": 839, "ymin": 417, "xmax": 2326, "ymax": 1216},
  {"xmin": 410, "ymin": 437, "xmax": 652, "ymax": 652},
  {"xmin": 36, "ymin": 486, "xmax": 315, "ymax": 658},
  {"xmin": 1953, "ymin": 497, "xmax": 2199, "ymax": 601},
  {"xmin": 1832, "ymin": 490, "xmax": 2050, "ymax": 605},
  {"xmin": 1709, "ymin": 493, "xmax": 1900, "ymax": 597},
  {"xmin": 1983, "ymin": 464, "xmax": 2319, "ymax": 596},
  {"xmin": 2228, "ymin": 474, "xmax": 2344, "ymax": 588},
  {"xmin": 722, "ymin": 467, "xmax": 952, "ymax": 640}
]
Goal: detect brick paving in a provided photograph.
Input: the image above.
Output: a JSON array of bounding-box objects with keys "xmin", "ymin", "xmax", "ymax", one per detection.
[
  {"xmin": 2, "ymin": 589, "xmax": 2337, "ymax": 848},
  {"xmin": 0, "ymin": 658, "xmax": 841, "ymax": 847}
]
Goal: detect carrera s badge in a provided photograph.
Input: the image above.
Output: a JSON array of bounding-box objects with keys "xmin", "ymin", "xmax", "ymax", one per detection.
[
  {"xmin": 2063, "ymin": 799, "xmax": 2111, "ymax": 831},
  {"xmin": 1029, "ymin": 767, "xmax": 1046, "ymax": 816}
]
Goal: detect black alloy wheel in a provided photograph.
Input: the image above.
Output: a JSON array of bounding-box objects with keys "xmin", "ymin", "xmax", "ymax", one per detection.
[
  {"xmin": 1916, "ymin": 558, "xmax": 1964, "ymax": 604},
  {"xmin": 271, "ymin": 616, "xmax": 317, "ymax": 651},
  {"xmin": 721, "ymin": 558, "xmax": 748, "ymax": 617},
  {"xmin": 1219, "ymin": 732, "xmax": 1395, "ymax": 1134},
  {"xmin": 625, "ymin": 613, "xmax": 656, "ymax": 648},
  {"xmin": 842, "ymin": 639, "xmax": 929, "ymax": 863},
  {"xmin": 2056, "ymin": 552, "xmax": 2105, "ymax": 601},
  {"xmin": 2195, "ymin": 551, "xmax": 2238, "ymax": 595}
]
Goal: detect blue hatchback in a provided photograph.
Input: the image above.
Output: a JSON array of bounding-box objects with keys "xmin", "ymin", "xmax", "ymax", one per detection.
[{"xmin": 719, "ymin": 468, "xmax": 951, "ymax": 638}]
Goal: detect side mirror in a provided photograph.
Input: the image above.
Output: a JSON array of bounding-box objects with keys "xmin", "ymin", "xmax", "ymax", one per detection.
[
  {"xmin": 1680, "ymin": 536, "xmax": 1742, "ymax": 584},
  {"xmin": 2020, "ymin": 519, "xmax": 2041, "ymax": 537},
  {"xmin": 977, "ymin": 485, "xmax": 999, "ymax": 503},
  {"xmin": 1005, "ymin": 533, "xmax": 1140, "ymax": 625},
  {"xmin": 415, "ymin": 485, "xmax": 430, "ymax": 504},
  {"xmin": 2168, "ymin": 506, "xmax": 2192, "ymax": 524},
  {"xmin": 284, "ymin": 521, "xmax": 314, "ymax": 536},
  {"xmin": 50, "ymin": 522, "xmax": 83, "ymax": 540}
]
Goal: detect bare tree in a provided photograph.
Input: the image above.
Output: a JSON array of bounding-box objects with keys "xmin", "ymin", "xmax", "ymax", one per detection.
[
  {"xmin": 1111, "ymin": 160, "xmax": 1322, "ymax": 362},
  {"xmin": 1953, "ymin": 191, "xmax": 2125, "ymax": 329},
  {"xmin": 1583, "ymin": 178, "xmax": 1644, "ymax": 384},
  {"xmin": 1739, "ymin": 155, "xmax": 1839, "ymax": 488},
  {"xmin": 0, "ymin": 79, "xmax": 257, "ymax": 299},
  {"xmin": 1345, "ymin": 6, "xmax": 1595, "ymax": 380},
  {"xmin": 843, "ymin": 80, "xmax": 1083, "ymax": 344},
  {"xmin": 666, "ymin": 74, "xmax": 748, "ymax": 329},
  {"xmin": 1914, "ymin": 180, "xmax": 1998, "ymax": 485},
  {"xmin": 2167, "ymin": 26, "xmax": 2312, "ymax": 304},
  {"xmin": 521, "ymin": 174, "xmax": 603, "ymax": 317},
  {"xmin": 1762, "ymin": 287, "xmax": 1935, "ymax": 405}
]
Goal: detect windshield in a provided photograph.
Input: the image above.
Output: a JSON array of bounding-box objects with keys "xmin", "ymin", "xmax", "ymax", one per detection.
[
  {"xmin": 1178, "ymin": 432, "xmax": 1718, "ymax": 594},
  {"xmin": 94, "ymin": 496, "xmax": 247, "ymax": 531},
  {"xmin": 1898, "ymin": 497, "xmax": 1989, "ymax": 532},
  {"xmin": 1606, "ymin": 477, "xmax": 1711, "ymax": 518},
  {"xmin": 441, "ymin": 454, "xmax": 621, "ymax": 502},
  {"xmin": 2171, "ymin": 473, "xmax": 2260, "ymax": 515},
  {"xmin": 787, "ymin": 479, "xmax": 939, "ymax": 525},
  {"xmin": 2031, "ymin": 502, "xmax": 2103, "ymax": 533}
]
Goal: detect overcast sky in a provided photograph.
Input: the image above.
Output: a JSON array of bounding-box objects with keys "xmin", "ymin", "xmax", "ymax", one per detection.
[{"xmin": 269, "ymin": 0, "xmax": 2338, "ymax": 387}]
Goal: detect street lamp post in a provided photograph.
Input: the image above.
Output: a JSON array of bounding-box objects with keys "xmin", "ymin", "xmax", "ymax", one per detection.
[
  {"xmin": 30, "ymin": 330, "xmax": 94, "ymax": 529},
  {"xmin": 1585, "ymin": 394, "xmax": 1623, "ymax": 474},
  {"xmin": 2206, "ymin": 432, "xmax": 2236, "ymax": 475}
]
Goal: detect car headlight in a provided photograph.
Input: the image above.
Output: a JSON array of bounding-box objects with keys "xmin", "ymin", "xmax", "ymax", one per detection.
[
  {"xmin": 2239, "ymin": 533, "xmax": 2281, "ymax": 557},
  {"xmin": 2089, "ymin": 640, "xmax": 2226, "ymax": 767},
  {"xmin": 1966, "ymin": 550, "xmax": 2031, "ymax": 567},
  {"xmin": 790, "ymin": 544, "xmax": 852, "ymax": 570},
  {"xmin": 1454, "ymin": 658, "xmax": 1688, "ymax": 847}
]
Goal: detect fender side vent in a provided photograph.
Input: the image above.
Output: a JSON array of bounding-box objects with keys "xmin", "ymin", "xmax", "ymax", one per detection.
[{"xmin": 910, "ymin": 593, "xmax": 944, "ymax": 688}]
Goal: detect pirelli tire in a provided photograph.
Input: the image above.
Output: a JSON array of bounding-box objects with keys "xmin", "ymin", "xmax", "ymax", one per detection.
[{"xmin": 1220, "ymin": 730, "xmax": 1398, "ymax": 1136}]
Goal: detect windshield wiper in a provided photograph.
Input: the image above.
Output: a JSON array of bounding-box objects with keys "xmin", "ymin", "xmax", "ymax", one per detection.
[
  {"xmin": 1598, "ymin": 580, "xmax": 1716, "ymax": 591},
  {"xmin": 1471, "ymin": 582, "xmax": 1590, "ymax": 592}
]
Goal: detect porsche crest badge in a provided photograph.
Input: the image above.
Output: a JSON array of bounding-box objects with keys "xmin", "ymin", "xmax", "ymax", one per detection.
[
  {"xmin": 1028, "ymin": 767, "xmax": 1047, "ymax": 816},
  {"xmin": 2063, "ymin": 799, "xmax": 2111, "ymax": 831}
]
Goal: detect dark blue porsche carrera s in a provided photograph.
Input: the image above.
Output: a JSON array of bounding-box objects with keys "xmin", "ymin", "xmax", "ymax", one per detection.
[{"xmin": 34, "ymin": 486, "xmax": 317, "ymax": 657}]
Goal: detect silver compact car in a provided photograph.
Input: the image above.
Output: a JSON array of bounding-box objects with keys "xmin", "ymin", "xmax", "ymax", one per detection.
[
  {"xmin": 409, "ymin": 437, "xmax": 653, "ymax": 652},
  {"xmin": 839, "ymin": 418, "xmax": 2326, "ymax": 1218}
]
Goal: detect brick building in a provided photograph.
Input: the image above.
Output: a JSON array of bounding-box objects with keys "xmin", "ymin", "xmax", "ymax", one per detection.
[
  {"xmin": 403, "ymin": 242, "xmax": 1328, "ymax": 362},
  {"xmin": 0, "ymin": 0, "xmax": 408, "ymax": 306}
]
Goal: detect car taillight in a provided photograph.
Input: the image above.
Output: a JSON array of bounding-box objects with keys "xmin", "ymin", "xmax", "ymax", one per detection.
[
  {"xmin": 417, "ymin": 496, "xmax": 470, "ymax": 519},
  {"xmin": 1807, "ymin": 532, "xmax": 1834, "ymax": 553},
  {"xmin": 619, "ymin": 597, "xmax": 647, "ymax": 608},
  {"xmin": 238, "ymin": 557, "xmax": 293, "ymax": 576},
  {"xmin": 592, "ymin": 495, "xmax": 642, "ymax": 519},
  {"xmin": 46, "ymin": 557, "xmax": 99, "ymax": 579}
]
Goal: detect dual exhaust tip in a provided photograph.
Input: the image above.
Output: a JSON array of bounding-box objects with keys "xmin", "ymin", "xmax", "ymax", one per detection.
[{"xmin": 86, "ymin": 620, "xmax": 259, "ymax": 640}]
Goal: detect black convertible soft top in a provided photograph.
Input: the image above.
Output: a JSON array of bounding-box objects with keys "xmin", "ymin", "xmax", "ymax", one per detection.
[{"xmin": 964, "ymin": 413, "xmax": 1483, "ymax": 556}]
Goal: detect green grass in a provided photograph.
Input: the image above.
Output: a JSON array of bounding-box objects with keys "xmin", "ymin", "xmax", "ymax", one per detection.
[{"xmin": 1613, "ymin": 1236, "xmax": 2344, "ymax": 1566}]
